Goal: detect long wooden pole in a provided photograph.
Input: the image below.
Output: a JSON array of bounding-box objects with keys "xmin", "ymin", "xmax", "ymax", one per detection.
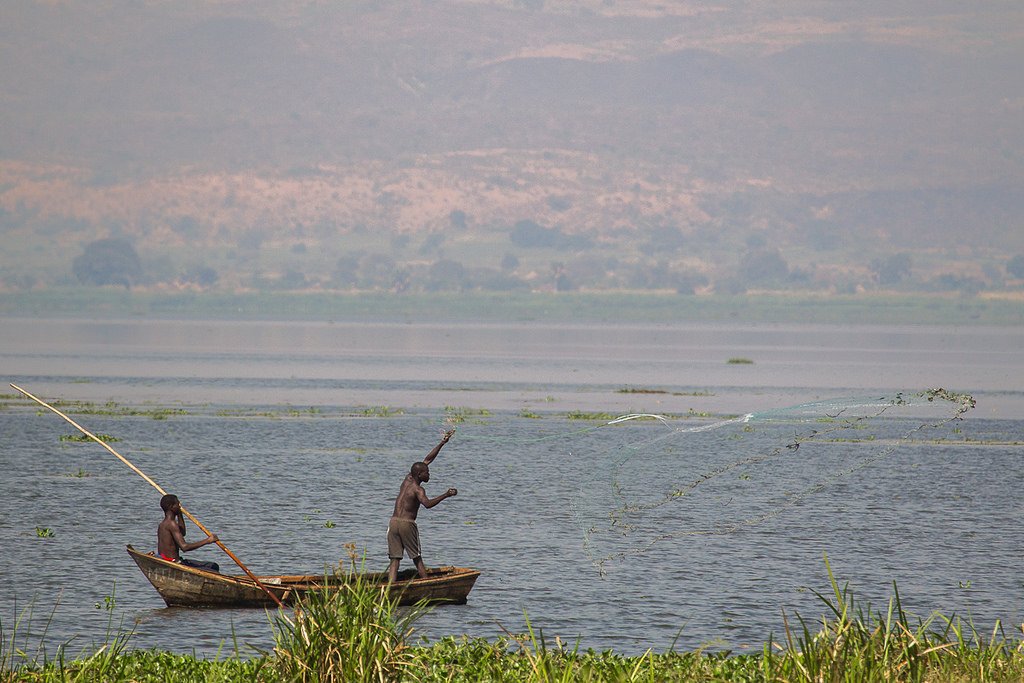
[{"xmin": 11, "ymin": 383, "xmax": 286, "ymax": 609}]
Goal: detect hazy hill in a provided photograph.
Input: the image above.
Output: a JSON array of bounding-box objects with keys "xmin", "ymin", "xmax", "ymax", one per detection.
[{"xmin": 1, "ymin": 0, "xmax": 1022, "ymax": 295}]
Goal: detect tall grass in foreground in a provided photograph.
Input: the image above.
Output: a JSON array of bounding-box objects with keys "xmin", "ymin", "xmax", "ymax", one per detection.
[
  {"xmin": 269, "ymin": 557, "xmax": 429, "ymax": 683},
  {"xmin": 4, "ymin": 559, "xmax": 1024, "ymax": 682},
  {"xmin": 767, "ymin": 559, "xmax": 1024, "ymax": 683},
  {"xmin": 1, "ymin": 591, "xmax": 137, "ymax": 683}
]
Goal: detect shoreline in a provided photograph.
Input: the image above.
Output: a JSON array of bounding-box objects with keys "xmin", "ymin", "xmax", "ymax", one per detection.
[
  {"xmin": 4, "ymin": 315, "xmax": 1023, "ymax": 418},
  {"xmin": 3, "ymin": 289, "xmax": 1023, "ymax": 326}
]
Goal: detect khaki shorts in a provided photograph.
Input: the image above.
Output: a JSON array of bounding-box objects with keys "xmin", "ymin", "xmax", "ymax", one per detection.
[{"xmin": 387, "ymin": 517, "xmax": 421, "ymax": 560}]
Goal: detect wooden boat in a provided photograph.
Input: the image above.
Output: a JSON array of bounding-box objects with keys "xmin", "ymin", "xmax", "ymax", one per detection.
[{"xmin": 126, "ymin": 545, "xmax": 480, "ymax": 608}]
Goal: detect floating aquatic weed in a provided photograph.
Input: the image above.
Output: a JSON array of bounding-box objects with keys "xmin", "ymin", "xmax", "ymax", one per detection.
[
  {"xmin": 444, "ymin": 406, "xmax": 492, "ymax": 424},
  {"xmin": 360, "ymin": 405, "xmax": 405, "ymax": 417},
  {"xmin": 60, "ymin": 433, "xmax": 119, "ymax": 443}
]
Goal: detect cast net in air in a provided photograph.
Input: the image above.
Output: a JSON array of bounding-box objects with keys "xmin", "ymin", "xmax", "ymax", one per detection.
[{"xmin": 566, "ymin": 389, "xmax": 975, "ymax": 574}]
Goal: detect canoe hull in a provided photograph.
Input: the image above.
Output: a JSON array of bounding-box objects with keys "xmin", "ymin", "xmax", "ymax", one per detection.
[{"xmin": 126, "ymin": 545, "xmax": 479, "ymax": 608}]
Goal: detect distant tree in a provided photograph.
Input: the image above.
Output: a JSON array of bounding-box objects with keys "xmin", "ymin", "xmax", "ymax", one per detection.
[
  {"xmin": 564, "ymin": 254, "xmax": 616, "ymax": 288},
  {"xmin": 983, "ymin": 263, "xmax": 1003, "ymax": 286},
  {"xmin": 717, "ymin": 276, "xmax": 749, "ymax": 295},
  {"xmin": 333, "ymin": 252, "xmax": 363, "ymax": 288},
  {"xmin": 550, "ymin": 261, "xmax": 575, "ymax": 292},
  {"xmin": 181, "ymin": 264, "xmax": 219, "ymax": 288},
  {"xmin": 546, "ymin": 195, "xmax": 572, "ymax": 212},
  {"xmin": 565, "ymin": 232, "xmax": 592, "ymax": 249},
  {"xmin": 930, "ymin": 273, "xmax": 984, "ymax": 296},
  {"xmin": 72, "ymin": 238, "xmax": 142, "ymax": 287},
  {"xmin": 238, "ymin": 229, "xmax": 265, "ymax": 251},
  {"xmin": 449, "ymin": 210, "xmax": 468, "ymax": 230},
  {"xmin": 474, "ymin": 268, "xmax": 530, "ymax": 292},
  {"xmin": 511, "ymin": 220, "xmax": 561, "ymax": 248},
  {"xmin": 624, "ymin": 259, "xmax": 674, "ymax": 289},
  {"xmin": 145, "ymin": 254, "xmax": 175, "ymax": 284},
  {"xmin": 279, "ymin": 268, "xmax": 308, "ymax": 290},
  {"xmin": 1007, "ymin": 254, "xmax": 1024, "ymax": 279},
  {"xmin": 803, "ymin": 219, "xmax": 843, "ymax": 251},
  {"xmin": 647, "ymin": 261, "xmax": 676, "ymax": 289},
  {"xmin": 510, "ymin": 219, "xmax": 591, "ymax": 250},
  {"xmin": 393, "ymin": 268, "xmax": 411, "ymax": 293},
  {"xmin": 639, "ymin": 225, "xmax": 688, "ymax": 255},
  {"xmin": 871, "ymin": 252, "xmax": 912, "ymax": 285},
  {"xmin": 356, "ymin": 253, "xmax": 397, "ymax": 289},
  {"xmin": 737, "ymin": 247, "xmax": 789, "ymax": 287},
  {"xmin": 419, "ymin": 233, "xmax": 445, "ymax": 255},
  {"xmin": 500, "ymin": 252, "xmax": 520, "ymax": 272},
  {"xmin": 787, "ymin": 265, "xmax": 817, "ymax": 289},
  {"xmin": 2, "ymin": 273, "xmax": 37, "ymax": 290},
  {"xmin": 424, "ymin": 259, "xmax": 467, "ymax": 292},
  {"xmin": 673, "ymin": 271, "xmax": 709, "ymax": 295}
]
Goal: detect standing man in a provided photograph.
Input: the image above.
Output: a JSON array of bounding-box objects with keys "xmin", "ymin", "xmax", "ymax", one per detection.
[
  {"xmin": 388, "ymin": 429, "xmax": 458, "ymax": 582},
  {"xmin": 157, "ymin": 493, "xmax": 221, "ymax": 572}
]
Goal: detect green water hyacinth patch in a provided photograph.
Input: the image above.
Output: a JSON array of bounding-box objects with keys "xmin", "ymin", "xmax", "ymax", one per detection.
[
  {"xmin": 60, "ymin": 433, "xmax": 118, "ymax": 443},
  {"xmin": 4, "ymin": 559, "xmax": 1024, "ymax": 682}
]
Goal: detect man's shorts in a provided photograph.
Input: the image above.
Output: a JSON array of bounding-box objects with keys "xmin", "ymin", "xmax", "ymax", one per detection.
[
  {"xmin": 387, "ymin": 517, "xmax": 421, "ymax": 560},
  {"xmin": 181, "ymin": 557, "xmax": 220, "ymax": 573}
]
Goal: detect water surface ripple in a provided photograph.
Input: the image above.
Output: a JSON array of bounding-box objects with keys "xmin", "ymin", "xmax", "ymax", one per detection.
[{"xmin": 1, "ymin": 319, "xmax": 1021, "ymax": 657}]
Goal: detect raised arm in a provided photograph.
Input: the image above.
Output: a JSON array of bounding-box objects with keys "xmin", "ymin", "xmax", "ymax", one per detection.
[{"xmin": 422, "ymin": 429, "xmax": 455, "ymax": 465}]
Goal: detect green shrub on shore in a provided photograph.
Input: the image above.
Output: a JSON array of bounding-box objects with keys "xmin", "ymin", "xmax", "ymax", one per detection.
[{"xmin": 4, "ymin": 559, "xmax": 1024, "ymax": 682}]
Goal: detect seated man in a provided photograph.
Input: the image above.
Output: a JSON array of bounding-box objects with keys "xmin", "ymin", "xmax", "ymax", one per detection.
[{"xmin": 157, "ymin": 493, "xmax": 220, "ymax": 572}]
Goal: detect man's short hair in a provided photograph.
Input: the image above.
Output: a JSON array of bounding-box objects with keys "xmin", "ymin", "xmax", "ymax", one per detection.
[
  {"xmin": 411, "ymin": 462, "xmax": 428, "ymax": 478},
  {"xmin": 160, "ymin": 494, "xmax": 179, "ymax": 511}
]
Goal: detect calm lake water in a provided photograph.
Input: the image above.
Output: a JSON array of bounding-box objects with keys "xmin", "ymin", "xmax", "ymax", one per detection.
[{"xmin": 1, "ymin": 317, "xmax": 1022, "ymax": 658}]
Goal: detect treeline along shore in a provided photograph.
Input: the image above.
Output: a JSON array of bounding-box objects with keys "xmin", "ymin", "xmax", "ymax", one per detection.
[{"xmin": 2, "ymin": 289, "xmax": 1023, "ymax": 326}]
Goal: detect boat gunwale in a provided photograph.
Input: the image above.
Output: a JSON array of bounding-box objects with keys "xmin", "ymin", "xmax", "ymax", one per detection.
[{"xmin": 126, "ymin": 544, "xmax": 481, "ymax": 595}]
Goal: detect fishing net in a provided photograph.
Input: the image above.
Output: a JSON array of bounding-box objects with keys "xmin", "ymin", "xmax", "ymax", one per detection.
[{"xmin": 565, "ymin": 389, "xmax": 975, "ymax": 574}]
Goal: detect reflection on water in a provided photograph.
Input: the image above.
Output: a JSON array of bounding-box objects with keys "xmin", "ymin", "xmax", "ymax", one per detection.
[{"xmin": 1, "ymin": 318, "xmax": 1022, "ymax": 656}]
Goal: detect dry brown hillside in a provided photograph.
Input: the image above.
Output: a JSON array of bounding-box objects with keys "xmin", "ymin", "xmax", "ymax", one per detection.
[{"xmin": 1, "ymin": 1, "xmax": 1022, "ymax": 293}]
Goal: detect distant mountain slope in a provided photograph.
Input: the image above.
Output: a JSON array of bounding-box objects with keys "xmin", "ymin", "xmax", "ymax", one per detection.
[{"xmin": 1, "ymin": 0, "xmax": 1022, "ymax": 291}]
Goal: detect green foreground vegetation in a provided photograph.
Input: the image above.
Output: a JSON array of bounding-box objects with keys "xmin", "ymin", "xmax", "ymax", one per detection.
[
  {"xmin": 4, "ymin": 561, "xmax": 1023, "ymax": 683},
  {"xmin": 1, "ymin": 288, "xmax": 1023, "ymax": 326}
]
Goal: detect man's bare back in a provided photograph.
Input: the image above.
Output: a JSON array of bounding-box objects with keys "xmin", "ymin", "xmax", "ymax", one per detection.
[
  {"xmin": 392, "ymin": 475, "xmax": 428, "ymax": 520},
  {"xmin": 387, "ymin": 429, "xmax": 458, "ymax": 582},
  {"xmin": 392, "ymin": 428, "xmax": 458, "ymax": 518}
]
